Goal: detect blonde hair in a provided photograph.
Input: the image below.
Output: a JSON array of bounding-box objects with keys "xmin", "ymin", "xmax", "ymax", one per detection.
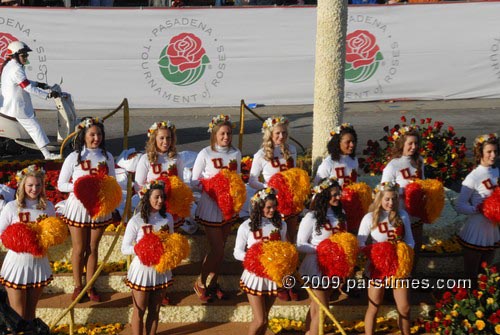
[
  {"xmin": 369, "ymin": 186, "xmax": 403, "ymax": 231},
  {"xmin": 16, "ymin": 169, "xmax": 47, "ymax": 210},
  {"xmin": 262, "ymin": 123, "xmax": 291, "ymax": 161},
  {"xmin": 210, "ymin": 120, "xmax": 234, "ymax": 151},
  {"xmin": 145, "ymin": 126, "xmax": 177, "ymax": 164}
]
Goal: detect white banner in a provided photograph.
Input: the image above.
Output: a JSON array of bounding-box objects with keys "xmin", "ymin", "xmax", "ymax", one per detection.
[{"xmin": 1, "ymin": 3, "xmax": 500, "ymax": 109}]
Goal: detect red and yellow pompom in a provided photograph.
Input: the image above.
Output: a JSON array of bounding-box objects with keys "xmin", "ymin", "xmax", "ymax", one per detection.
[
  {"xmin": 160, "ymin": 175, "xmax": 194, "ymax": 219},
  {"xmin": 317, "ymin": 232, "xmax": 359, "ymax": 278},
  {"xmin": 155, "ymin": 232, "xmax": 190, "ymax": 273},
  {"xmin": 243, "ymin": 241, "xmax": 298, "ymax": 287},
  {"xmin": 364, "ymin": 241, "xmax": 414, "ymax": 280},
  {"xmin": 200, "ymin": 169, "xmax": 246, "ymax": 221},
  {"xmin": 134, "ymin": 233, "xmax": 164, "ymax": 266},
  {"xmin": 74, "ymin": 174, "xmax": 122, "ymax": 220},
  {"xmin": 36, "ymin": 217, "xmax": 68, "ymax": 252},
  {"xmin": 268, "ymin": 168, "xmax": 310, "ymax": 216},
  {"xmin": 404, "ymin": 179, "xmax": 444, "ymax": 223},
  {"xmin": 1, "ymin": 223, "xmax": 43, "ymax": 257},
  {"xmin": 341, "ymin": 182, "xmax": 372, "ymax": 233},
  {"xmin": 482, "ymin": 187, "xmax": 500, "ymax": 225}
]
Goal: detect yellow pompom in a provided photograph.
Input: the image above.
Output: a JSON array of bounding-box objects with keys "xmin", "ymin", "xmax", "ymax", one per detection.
[
  {"xmin": 221, "ymin": 169, "xmax": 247, "ymax": 215},
  {"xmin": 281, "ymin": 168, "xmax": 310, "ymax": 214},
  {"xmin": 419, "ymin": 179, "xmax": 444, "ymax": 224},
  {"xmin": 345, "ymin": 182, "xmax": 372, "ymax": 213},
  {"xmin": 36, "ymin": 216, "xmax": 69, "ymax": 252},
  {"xmin": 95, "ymin": 176, "xmax": 122, "ymax": 220},
  {"xmin": 394, "ymin": 241, "xmax": 414, "ymax": 279},
  {"xmin": 167, "ymin": 176, "xmax": 194, "ymax": 219},
  {"xmin": 330, "ymin": 232, "xmax": 359, "ymax": 276},
  {"xmin": 260, "ymin": 241, "xmax": 298, "ymax": 287},
  {"xmin": 155, "ymin": 232, "xmax": 190, "ymax": 273}
]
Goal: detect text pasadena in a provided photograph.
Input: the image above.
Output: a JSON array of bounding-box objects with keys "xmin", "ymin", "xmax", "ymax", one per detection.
[{"xmin": 151, "ymin": 18, "xmax": 213, "ymax": 38}]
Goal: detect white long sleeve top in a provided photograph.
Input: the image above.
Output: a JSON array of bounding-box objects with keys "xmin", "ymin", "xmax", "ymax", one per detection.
[
  {"xmin": 248, "ymin": 145, "xmax": 297, "ymax": 190},
  {"xmin": 57, "ymin": 147, "xmax": 116, "ymax": 193},
  {"xmin": 456, "ymin": 165, "xmax": 499, "ymax": 215},
  {"xmin": 357, "ymin": 210, "xmax": 414, "ymax": 248},
  {"xmin": 233, "ymin": 218, "xmax": 287, "ymax": 261},
  {"xmin": 0, "ymin": 199, "xmax": 55, "ymax": 236},
  {"xmin": 134, "ymin": 152, "xmax": 184, "ymax": 192},
  {"xmin": 0, "ymin": 60, "xmax": 49, "ymax": 119},
  {"xmin": 296, "ymin": 208, "xmax": 347, "ymax": 254},
  {"xmin": 313, "ymin": 155, "xmax": 359, "ymax": 186},
  {"xmin": 381, "ymin": 156, "xmax": 424, "ymax": 195},
  {"xmin": 190, "ymin": 145, "xmax": 241, "ymax": 190},
  {"xmin": 121, "ymin": 211, "xmax": 174, "ymax": 255}
]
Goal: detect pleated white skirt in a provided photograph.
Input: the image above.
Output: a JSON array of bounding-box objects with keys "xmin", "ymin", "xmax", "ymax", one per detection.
[
  {"xmin": 459, "ymin": 214, "xmax": 500, "ymax": 250},
  {"xmin": 0, "ymin": 251, "xmax": 52, "ymax": 289},
  {"xmin": 125, "ymin": 257, "xmax": 173, "ymax": 291},
  {"xmin": 240, "ymin": 269, "xmax": 278, "ymax": 296},
  {"xmin": 61, "ymin": 193, "xmax": 112, "ymax": 228}
]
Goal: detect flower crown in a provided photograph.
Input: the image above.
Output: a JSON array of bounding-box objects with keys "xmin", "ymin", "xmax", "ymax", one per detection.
[
  {"xmin": 474, "ymin": 133, "xmax": 498, "ymax": 146},
  {"xmin": 373, "ymin": 181, "xmax": 400, "ymax": 195},
  {"xmin": 77, "ymin": 117, "xmax": 101, "ymax": 130},
  {"xmin": 261, "ymin": 116, "xmax": 289, "ymax": 133},
  {"xmin": 140, "ymin": 180, "xmax": 165, "ymax": 196},
  {"xmin": 208, "ymin": 114, "xmax": 233, "ymax": 133},
  {"xmin": 251, "ymin": 187, "xmax": 277, "ymax": 204},
  {"xmin": 312, "ymin": 177, "xmax": 339, "ymax": 195},
  {"xmin": 390, "ymin": 125, "xmax": 419, "ymax": 141},
  {"xmin": 16, "ymin": 164, "xmax": 45, "ymax": 182},
  {"xmin": 148, "ymin": 121, "xmax": 175, "ymax": 138},
  {"xmin": 329, "ymin": 123, "xmax": 353, "ymax": 137}
]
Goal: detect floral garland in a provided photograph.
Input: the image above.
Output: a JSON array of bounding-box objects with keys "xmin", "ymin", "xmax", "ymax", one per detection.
[
  {"xmin": 147, "ymin": 120, "xmax": 175, "ymax": 138},
  {"xmin": 207, "ymin": 114, "xmax": 233, "ymax": 133},
  {"xmin": 329, "ymin": 122, "xmax": 354, "ymax": 137},
  {"xmin": 77, "ymin": 117, "xmax": 101, "ymax": 130},
  {"xmin": 474, "ymin": 132, "xmax": 498, "ymax": 146},
  {"xmin": 389, "ymin": 125, "xmax": 419, "ymax": 142},
  {"xmin": 312, "ymin": 176, "xmax": 338, "ymax": 195},
  {"xmin": 251, "ymin": 187, "xmax": 276, "ymax": 204},
  {"xmin": 373, "ymin": 181, "xmax": 399, "ymax": 195},
  {"xmin": 261, "ymin": 116, "xmax": 289, "ymax": 133},
  {"xmin": 139, "ymin": 179, "xmax": 165, "ymax": 197},
  {"xmin": 15, "ymin": 164, "xmax": 45, "ymax": 182}
]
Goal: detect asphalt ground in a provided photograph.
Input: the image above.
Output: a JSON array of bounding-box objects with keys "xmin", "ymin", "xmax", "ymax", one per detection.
[{"xmin": 2, "ymin": 98, "xmax": 499, "ymax": 160}]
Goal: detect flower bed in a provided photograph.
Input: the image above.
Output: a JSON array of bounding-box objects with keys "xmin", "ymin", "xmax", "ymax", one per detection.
[
  {"xmin": 51, "ymin": 323, "xmax": 124, "ymax": 335},
  {"xmin": 50, "ymin": 260, "xmax": 127, "ymax": 274}
]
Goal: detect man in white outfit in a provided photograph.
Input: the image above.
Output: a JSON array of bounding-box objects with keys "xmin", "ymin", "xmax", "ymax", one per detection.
[{"xmin": 0, "ymin": 41, "xmax": 60, "ymax": 160}]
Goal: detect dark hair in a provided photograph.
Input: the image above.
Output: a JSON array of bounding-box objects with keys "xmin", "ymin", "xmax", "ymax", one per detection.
[
  {"xmin": 74, "ymin": 117, "xmax": 107, "ymax": 165},
  {"xmin": 310, "ymin": 179, "xmax": 346, "ymax": 234},
  {"xmin": 327, "ymin": 127, "xmax": 357, "ymax": 161},
  {"xmin": 473, "ymin": 136, "xmax": 498, "ymax": 167},
  {"xmin": 391, "ymin": 128, "xmax": 423, "ymax": 177},
  {"xmin": 249, "ymin": 193, "xmax": 282, "ymax": 232},
  {"xmin": 139, "ymin": 183, "xmax": 167, "ymax": 223}
]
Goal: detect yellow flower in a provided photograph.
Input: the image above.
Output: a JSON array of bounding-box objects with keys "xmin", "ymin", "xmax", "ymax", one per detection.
[
  {"xmin": 495, "ymin": 324, "xmax": 500, "ymax": 334},
  {"xmin": 450, "ymin": 310, "xmax": 458, "ymax": 317},
  {"xmin": 476, "ymin": 320, "xmax": 486, "ymax": 331},
  {"xmin": 487, "ymin": 297, "xmax": 494, "ymax": 305},
  {"xmin": 462, "ymin": 319, "xmax": 471, "ymax": 329},
  {"xmin": 475, "ymin": 310, "xmax": 484, "ymax": 319}
]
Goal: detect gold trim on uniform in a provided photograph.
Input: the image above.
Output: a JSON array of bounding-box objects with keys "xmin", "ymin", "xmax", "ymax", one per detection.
[
  {"xmin": 457, "ymin": 236, "xmax": 498, "ymax": 251},
  {"xmin": 62, "ymin": 216, "xmax": 113, "ymax": 229},
  {"xmin": 173, "ymin": 218, "xmax": 185, "ymax": 230},
  {"xmin": 0, "ymin": 276, "xmax": 53, "ymax": 289},
  {"xmin": 124, "ymin": 279, "xmax": 173, "ymax": 291},
  {"xmin": 239, "ymin": 280, "xmax": 278, "ymax": 296}
]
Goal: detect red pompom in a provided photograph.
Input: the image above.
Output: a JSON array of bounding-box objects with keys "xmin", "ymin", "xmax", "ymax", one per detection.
[
  {"xmin": 74, "ymin": 174, "xmax": 102, "ymax": 217},
  {"xmin": 200, "ymin": 172, "xmax": 234, "ymax": 220},
  {"xmin": 316, "ymin": 239, "xmax": 350, "ymax": 278},
  {"xmin": 268, "ymin": 173, "xmax": 294, "ymax": 216},
  {"xmin": 134, "ymin": 233, "xmax": 164, "ymax": 266},
  {"xmin": 243, "ymin": 242, "xmax": 266, "ymax": 278},
  {"xmin": 404, "ymin": 182, "xmax": 427, "ymax": 221},
  {"xmin": 365, "ymin": 242, "xmax": 398, "ymax": 279},
  {"xmin": 1, "ymin": 223, "xmax": 43, "ymax": 257},
  {"xmin": 341, "ymin": 188, "xmax": 363, "ymax": 233},
  {"xmin": 483, "ymin": 187, "xmax": 500, "ymax": 225}
]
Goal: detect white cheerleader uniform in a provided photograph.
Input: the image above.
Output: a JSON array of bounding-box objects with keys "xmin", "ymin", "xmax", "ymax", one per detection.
[
  {"xmin": 0, "ymin": 199, "xmax": 55, "ymax": 289},
  {"xmin": 121, "ymin": 211, "xmax": 174, "ymax": 291},
  {"xmin": 297, "ymin": 209, "xmax": 347, "ymax": 281},
  {"xmin": 134, "ymin": 152, "xmax": 185, "ymax": 192},
  {"xmin": 456, "ymin": 165, "xmax": 499, "ymax": 250},
  {"xmin": 191, "ymin": 145, "xmax": 241, "ymax": 226},
  {"xmin": 357, "ymin": 211, "xmax": 414, "ymax": 278},
  {"xmin": 248, "ymin": 144, "xmax": 297, "ymax": 190},
  {"xmin": 234, "ymin": 218, "xmax": 287, "ymax": 296},
  {"xmin": 313, "ymin": 155, "xmax": 359, "ymax": 186},
  {"xmin": 57, "ymin": 147, "xmax": 116, "ymax": 228}
]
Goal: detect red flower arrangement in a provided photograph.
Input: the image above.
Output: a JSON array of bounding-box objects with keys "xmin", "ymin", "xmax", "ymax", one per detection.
[{"xmin": 360, "ymin": 117, "xmax": 473, "ymax": 187}]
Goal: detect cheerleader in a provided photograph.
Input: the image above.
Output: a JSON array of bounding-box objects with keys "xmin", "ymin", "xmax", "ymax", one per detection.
[
  {"xmin": 57, "ymin": 117, "xmax": 116, "ymax": 302},
  {"xmin": 0, "ymin": 165, "xmax": 55, "ymax": 322},
  {"xmin": 381, "ymin": 127, "xmax": 424, "ymax": 267},
  {"xmin": 191, "ymin": 114, "xmax": 242, "ymax": 302},
  {"xmin": 121, "ymin": 180, "xmax": 173, "ymax": 335},
  {"xmin": 297, "ymin": 177, "xmax": 346, "ymax": 335},
  {"xmin": 456, "ymin": 133, "xmax": 499, "ymax": 281},
  {"xmin": 233, "ymin": 188, "xmax": 286, "ymax": 335},
  {"xmin": 357, "ymin": 182, "xmax": 414, "ymax": 335},
  {"xmin": 313, "ymin": 123, "xmax": 358, "ymax": 187}
]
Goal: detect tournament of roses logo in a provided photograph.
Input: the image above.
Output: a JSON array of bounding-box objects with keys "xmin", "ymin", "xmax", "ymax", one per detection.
[
  {"xmin": 158, "ymin": 33, "xmax": 210, "ymax": 87},
  {"xmin": 345, "ymin": 30, "xmax": 383, "ymax": 83},
  {"xmin": 490, "ymin": 36, "xmax": 500, "ymax": 80},
  {"xmin": 141, "ymin": 18, "xmax": 226, "ymax": 105},
  {"xmin": 0, "ymin": 32, "xmax": 18, "ymax": 63}
]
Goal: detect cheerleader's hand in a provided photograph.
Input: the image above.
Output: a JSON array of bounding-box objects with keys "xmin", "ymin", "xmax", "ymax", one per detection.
[{"xmin": 476, "ymin": 202, "xmax": 484, "ymax": 214}]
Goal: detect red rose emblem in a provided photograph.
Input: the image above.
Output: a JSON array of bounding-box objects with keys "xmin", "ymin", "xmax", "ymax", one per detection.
[
  {"xmin": 166, "ymin": 33, "xmax": 207, "ymax": 72},
  {"xmin": 0, "ymin": 33, "xmax": 18, "ymax": 63},
  {"xmin": 346, "ymin": 30, "xmax": 380, "ymax": 69}
]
